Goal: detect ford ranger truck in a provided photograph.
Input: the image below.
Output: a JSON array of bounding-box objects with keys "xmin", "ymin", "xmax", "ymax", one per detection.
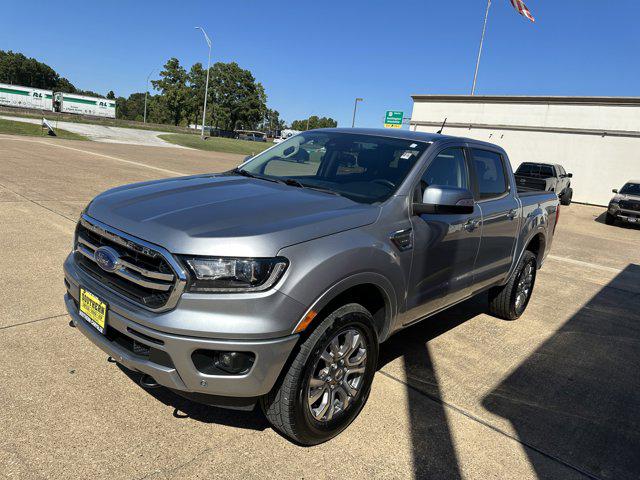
[{"xmin": 63, "ymin": 128, "xmax": 560, "ymax": 445}]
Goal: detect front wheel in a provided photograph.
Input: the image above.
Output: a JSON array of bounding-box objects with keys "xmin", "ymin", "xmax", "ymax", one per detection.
[
  {"xmin": 488, "ymin": 251, "xmax": 537, "ymax": 320},
  {"xmin": 560, "ymin": 188, "xmax": 573, "ymax": 206},
  {"xmin": 261, "ymin": 303, "xmax": 378, "ymax": 445}
]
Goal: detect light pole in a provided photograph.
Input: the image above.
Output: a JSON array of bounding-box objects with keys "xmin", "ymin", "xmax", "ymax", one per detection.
[
  {"xmin": 195, "ymin": 26, "xmax": 212, "ymax": 140},
  {"xmin": 351, "ymin": 97, "xmax": 363, "ymax": 128},
  {"xmin": 143, "ymin": 69, "xmax": 155, "ymax": 124}
]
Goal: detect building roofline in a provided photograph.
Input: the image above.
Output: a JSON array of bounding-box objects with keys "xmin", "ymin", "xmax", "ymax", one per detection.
[{"xmin": 411, "ymin": 94, "xmax": 640, "ymax": 106}]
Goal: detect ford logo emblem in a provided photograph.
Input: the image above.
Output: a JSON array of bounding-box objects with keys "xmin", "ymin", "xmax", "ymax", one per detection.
[{"xmin": 94, "ymin": 246, "xmax": 120, "ymax": 272}]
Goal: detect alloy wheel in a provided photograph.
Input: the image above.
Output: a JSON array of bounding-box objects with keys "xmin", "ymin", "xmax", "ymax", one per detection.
[{"xmin": 307, "ymin": 328, "xmax": 368, "ymax": 422}]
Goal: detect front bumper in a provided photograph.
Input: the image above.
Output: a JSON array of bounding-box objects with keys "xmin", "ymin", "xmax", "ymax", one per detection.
[
  {"xmin": 64, "ymin": 255, "xmax": 300, "ymax": 398},
  {"xmin": 609, "ymin": 205, "xmax": 640, "ymax": 223}
]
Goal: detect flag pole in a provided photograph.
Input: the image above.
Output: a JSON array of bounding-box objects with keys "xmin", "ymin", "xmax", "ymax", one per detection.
[{"xmin": 471, "ymin": 0, "xmax": 491, "ymax": 95}]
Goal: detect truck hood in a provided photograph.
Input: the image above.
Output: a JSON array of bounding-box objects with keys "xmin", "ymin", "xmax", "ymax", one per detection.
[{"xmin": 86, "ymin": 174, "xmax": 379, "ymax": 257}]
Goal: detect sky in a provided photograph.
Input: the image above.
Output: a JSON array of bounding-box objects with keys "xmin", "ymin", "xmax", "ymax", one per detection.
[{"xmin": 1, "ymin": 0, "xmax": 638, "ymax": 128}]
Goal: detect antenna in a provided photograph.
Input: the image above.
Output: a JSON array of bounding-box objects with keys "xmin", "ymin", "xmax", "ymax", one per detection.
[{"xmin": 437, "ymin": 117, "xmax": 447, "ymax": 134}]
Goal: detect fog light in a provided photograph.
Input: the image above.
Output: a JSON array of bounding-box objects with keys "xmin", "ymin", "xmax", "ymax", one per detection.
[{"xmin": 216, "ymin": 351, "xmax": 254, "ymax": 374}]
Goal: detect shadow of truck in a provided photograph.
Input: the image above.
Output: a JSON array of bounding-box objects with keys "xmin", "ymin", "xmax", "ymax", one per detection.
[{"xmin": 482, "ymin": 264, "xmax": 640, "ymax": 479}]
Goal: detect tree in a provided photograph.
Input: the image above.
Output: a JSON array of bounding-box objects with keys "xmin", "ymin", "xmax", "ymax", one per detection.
[
  {"xmin": 151, "ymin": 57, "xmax": 189, "ymax": 126},
  {"xmin": 209, "ymin": 62, "xmax": 267, "ymax": 131},
  {"xmin": 106, "ymin": 90, "xmax": 116, "ymax": 99},
  {"xmin": 0, "ymin": 50, "xmax": 60, "ymax": 89},
  {"xmin": 116, "ymin": 92, "xmax": 147, "ymax": 121},
  {"xmin": 290, "ymin": 116, "xmax": 338, "ymax": 131},
  {"xmin": 187, "ymin": 62, "xmax": 207, "ymax": 128},
  {"xmin": 260, "ymin": 108, "xmax": 286, "ymax": 135}
]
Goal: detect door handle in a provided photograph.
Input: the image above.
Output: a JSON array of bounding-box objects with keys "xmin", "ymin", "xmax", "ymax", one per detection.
[
  {"xmin": 463, "ymin": 218, "xmax": 480, "ymax": 232},
  {"xmin": 507, "ymin": 209, "xmax": 518, "ymax": 220}
]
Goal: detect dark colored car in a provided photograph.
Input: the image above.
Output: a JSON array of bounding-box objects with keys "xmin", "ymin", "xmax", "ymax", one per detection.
[
  {"xmin": 514, "ymin": 162, "xmax": 573, "ymax": 205},
  {"xmin": 606, "ymin": 181, "xmax": 640, "ymax": 226}
]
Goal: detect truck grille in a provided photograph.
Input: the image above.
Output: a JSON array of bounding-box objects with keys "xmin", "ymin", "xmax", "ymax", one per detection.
[
  {"xmin": 619, "ymin": 200, "xmax": 640, "ymax": 212},
  {"xmin": 74, "ymin": 216, "xmax": 186, "ymax": 311}
]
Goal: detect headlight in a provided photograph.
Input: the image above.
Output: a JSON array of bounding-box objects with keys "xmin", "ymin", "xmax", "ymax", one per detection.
[{"xmin": 181, "ymin": 256, "xmax": 288, "ymax": 293}]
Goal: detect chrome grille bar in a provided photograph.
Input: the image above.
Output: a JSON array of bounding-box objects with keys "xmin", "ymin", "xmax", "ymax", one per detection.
[{"xmin": 75, "ymin": 214, "xmax": 187, "ymax": 312}]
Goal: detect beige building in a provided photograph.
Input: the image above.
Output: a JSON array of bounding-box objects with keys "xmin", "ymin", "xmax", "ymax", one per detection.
[{"xmin": 409, "ymin": 95, "xmax": 640, "ymax": 206}]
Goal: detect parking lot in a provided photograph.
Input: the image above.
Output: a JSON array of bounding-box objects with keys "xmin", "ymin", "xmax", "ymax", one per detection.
[{"xmin": 1, "ymin": 133, "xmax": 639, "ymax": 479}]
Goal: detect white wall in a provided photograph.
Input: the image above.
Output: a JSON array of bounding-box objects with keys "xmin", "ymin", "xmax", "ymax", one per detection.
[{"xmin": 410, "ymin": 98, "xmax": 640, "ymax": 206}]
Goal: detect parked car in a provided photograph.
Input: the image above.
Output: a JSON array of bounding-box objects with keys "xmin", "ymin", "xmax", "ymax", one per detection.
[
  {"xmin": 606, "ymin": 180, "xmax": 640, "ymax": 225},
  {"xmin": 514, "ymin": 162, "xmax": 573, "ymax": 205},
  {"xmin": 63, "ymin": 129, "xmax": 559, "ymax": 445},
  {"xmin": 236, "ymin": 130, "xmax": 267, "ymax": 142}
]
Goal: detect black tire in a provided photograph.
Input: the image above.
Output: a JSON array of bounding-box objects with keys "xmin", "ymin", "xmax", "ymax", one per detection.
[
  {"xmin": 560, "ymin": 188, "xmax": 573, "ymax": 206},
  {"xmin": 605, "ymin": 213, "xmax": 616, "ymax": 225},
  {"xmin": 261, "ymin": 303, "xmax": 378, "ymax": 445},
  {"xmin": 487, "ymin": 251, "xmax": 537, "ymax": 320}
]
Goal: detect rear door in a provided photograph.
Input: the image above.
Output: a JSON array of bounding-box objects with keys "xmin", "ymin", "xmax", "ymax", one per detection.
[
  {"xmin": 469, "ymin": 147, "xmax": 520, "ymax": 291},
  {"xmin": 404, "ymin": 146, "xmax": 483, "ymax": 322}
]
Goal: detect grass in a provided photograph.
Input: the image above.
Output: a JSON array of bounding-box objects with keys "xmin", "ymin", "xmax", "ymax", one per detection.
[
  {"xmin": 0, "ymin": 106, "xmax": 191, "ymax": 134},
  {"xmin": 0, "ymin": 118, "xmax": 88, "ymax": 140},
  {"xmin": 159, "ymin": 133, "xmax": 272, "ymax": 155}
]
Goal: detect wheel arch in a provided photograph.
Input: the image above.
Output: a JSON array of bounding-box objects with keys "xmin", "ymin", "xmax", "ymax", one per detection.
[{"xmin": 291, "ymin": 273, "xmax": 397, "ymax": 343}]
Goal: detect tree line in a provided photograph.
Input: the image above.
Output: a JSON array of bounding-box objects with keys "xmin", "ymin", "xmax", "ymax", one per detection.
[{"xmin": 0, "ymin": 50, "xmax": 337, "ymax": 132}]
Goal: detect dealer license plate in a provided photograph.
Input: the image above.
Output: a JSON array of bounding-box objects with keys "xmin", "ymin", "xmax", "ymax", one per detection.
[{"xmin": 79, "ymin": 288, "xmax": 108, "ymax": 334}]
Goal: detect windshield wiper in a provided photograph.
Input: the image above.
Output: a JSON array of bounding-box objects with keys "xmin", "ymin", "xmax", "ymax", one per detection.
[
  {"xmin": 232, "ymin": 168, "xmax": 281, "ymax": 184},
  {"xmin": 281, "ymin": 178, "xmax": 342, "ymax": 197}
]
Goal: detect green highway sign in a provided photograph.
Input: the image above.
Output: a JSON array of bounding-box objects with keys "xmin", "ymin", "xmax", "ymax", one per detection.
[{"xmin": 384, "ymin": 110, "xmax": 403, "ymax": 128}]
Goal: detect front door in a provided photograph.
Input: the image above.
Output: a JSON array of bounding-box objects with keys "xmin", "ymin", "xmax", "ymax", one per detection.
[{"xmin": 404, "ymin": 147, "xmax": 482, "ymax": 324}]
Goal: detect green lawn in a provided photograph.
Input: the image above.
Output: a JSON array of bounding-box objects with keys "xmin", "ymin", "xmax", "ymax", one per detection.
[
  {"xmin": 159, "ymin": 133, "xmax": 272, "ymax": 155},
  {"xmin": 0, "ymin": 118, "xmax": 88, "ymax": 140}
]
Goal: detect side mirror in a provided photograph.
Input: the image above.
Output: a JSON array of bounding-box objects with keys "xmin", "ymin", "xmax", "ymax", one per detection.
[
  {"xmin": 612, "ymin": 189, "xmax": 618, "ymax": 194},
  {"xmin": 413, "ymin": 186, "xmax": 475, "ymax": 215},
  {"xmin": 567, "ymin": 173, "xmax": 573, "ymax": 178}
]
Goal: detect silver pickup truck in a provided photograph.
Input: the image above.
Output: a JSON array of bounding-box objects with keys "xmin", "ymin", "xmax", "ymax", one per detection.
[{"xmin": 63, "ymin": 128, "xmax": 560, "ymax": 445}]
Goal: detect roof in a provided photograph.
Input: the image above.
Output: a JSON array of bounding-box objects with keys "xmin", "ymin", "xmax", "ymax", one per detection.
[
  {"xmin": 411, "ymin": 95, "xmax": 640, "ymax": 106},
  {"xmin": 313, "ymin": 127, "xmax": 452, "ymax": 143}
]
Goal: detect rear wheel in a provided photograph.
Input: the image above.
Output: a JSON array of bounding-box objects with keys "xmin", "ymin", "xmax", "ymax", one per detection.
[
  {"xmin": 605, "ymin": 213, "xmax": 616, "ymax": 225},
  {"xmin": 261, "ymin": 303, "xmax": 378, "ymax": 445},
  {"xmin": 488, "ymin": 251, "xmax": 537, "ymax": 320}
]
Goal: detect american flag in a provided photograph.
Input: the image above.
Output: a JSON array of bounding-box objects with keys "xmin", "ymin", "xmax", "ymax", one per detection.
[{"xmin": 510, "ymin": 0, "xmax": 535, "ymax": 22}]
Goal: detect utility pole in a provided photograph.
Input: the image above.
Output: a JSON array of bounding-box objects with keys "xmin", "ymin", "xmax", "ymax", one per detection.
[
  {"xmin": 195, "ymin": 27, "xmax": 212, "ymax": 139},
  {"xmin": 471, "ymin": 0, "xmax": 491, "ymax": 95},
  {"xmin": 352, "ymin": 98, "xmax": 363, "ymax": 127},
  {"xmin": 143, "ymin": 69, "xmax": 155, "ymax": 124}
]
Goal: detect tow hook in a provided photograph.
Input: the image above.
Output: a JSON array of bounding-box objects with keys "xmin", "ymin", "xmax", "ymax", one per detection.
[{"xmin": 139, "ymin": 374, "xmax": 160, "ymax": 389}]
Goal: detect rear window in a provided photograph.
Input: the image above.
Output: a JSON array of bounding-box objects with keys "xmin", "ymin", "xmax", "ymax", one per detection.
[
  {"xmin": 471, "ymin": 149, "xmax": 508, "ymax": 200},
  {"xmin": 517, "ymin": 163, "xmax": 554, "ymax": 178}
]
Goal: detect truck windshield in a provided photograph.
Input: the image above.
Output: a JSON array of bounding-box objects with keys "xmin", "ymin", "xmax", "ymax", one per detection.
[
  {"xmin": 620, "ymin": 183, "xmax": 640, "ymax": 195},
  {"xmin": 239, "ymin": 131, "xmax": 429, "ymax": 204},
  {"xmin": 516, "ymin": 163, "xmax": 554, "ymax": 178}
]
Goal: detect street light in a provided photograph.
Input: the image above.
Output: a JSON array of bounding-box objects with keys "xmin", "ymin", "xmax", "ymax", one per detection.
[
  {"xmin": 195, "ymin": 26, "xmax": 212, "ymax": 140},
  {"xmin": 352, "ymin": 97, "xmax": 363, "ymax": 128},
  {"xmin": 143, "ymin": 69, "xmax": 155, "ymax": 124}
]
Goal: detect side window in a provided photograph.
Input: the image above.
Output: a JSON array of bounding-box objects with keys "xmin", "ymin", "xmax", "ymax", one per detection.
[
  {"xmin": 471, "ymin": 149, "xmax": 508, "ymax": 200},
  {"xmin": 420, "ymin": 148, "xmax": 469, "ymax": 195},
  {"xmin": 557, "ymin": 165, "xmax": 565, "ymax": 176}
]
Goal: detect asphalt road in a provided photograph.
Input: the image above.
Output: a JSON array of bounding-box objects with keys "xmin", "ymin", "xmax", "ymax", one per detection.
[{"xmin": 1, "ymin": 134, "xmax": 639, "ymax": 479}]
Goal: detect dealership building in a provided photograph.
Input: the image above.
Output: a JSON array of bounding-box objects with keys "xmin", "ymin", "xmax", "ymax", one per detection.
[{"xmin": 409, "ymin": 95, "xmax": 640, "ymax": 206}]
